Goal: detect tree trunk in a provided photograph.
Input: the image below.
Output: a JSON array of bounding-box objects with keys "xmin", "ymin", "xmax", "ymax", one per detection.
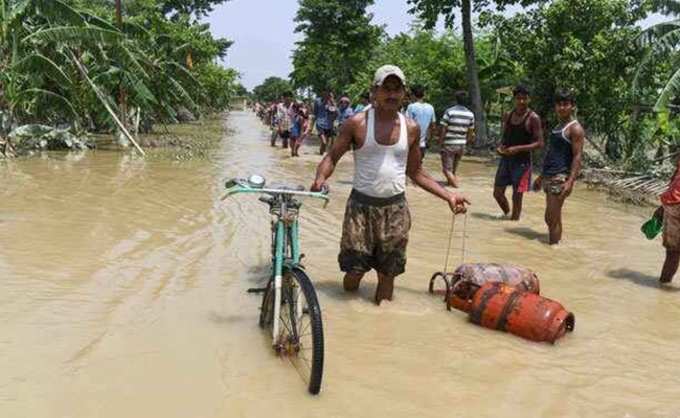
[
  {"xmin": 461, "ymin": 0, "xmax": 487, "ymax": 145},
  {"xmin": 115, "ymin": 0, "xmax": 127, "ymax": 130}
]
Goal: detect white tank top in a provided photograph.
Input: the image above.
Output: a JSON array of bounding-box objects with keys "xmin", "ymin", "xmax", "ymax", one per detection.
[{"xmin": 352, "ymin": 109, "xmax": 408, "ymax": 198}]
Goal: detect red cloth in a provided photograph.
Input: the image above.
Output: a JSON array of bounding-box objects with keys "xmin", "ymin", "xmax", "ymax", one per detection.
[{"xmin": 661, "ymin": 171, "xmax": 680, "ymax": 205}]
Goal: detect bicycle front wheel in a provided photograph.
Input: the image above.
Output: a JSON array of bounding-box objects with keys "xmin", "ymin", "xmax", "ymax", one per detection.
[{"xmin": 280, "ymin": 267, "xmax": 324, "ymax": 395}]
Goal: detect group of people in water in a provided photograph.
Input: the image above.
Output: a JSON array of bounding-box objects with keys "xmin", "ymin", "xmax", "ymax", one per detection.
[
  {"xmin": 254, "ymin": 91, "xmax": 370, "ymax": 157},
  {"xmin": 253, "ymin": 64, "xmax": 674, "ymax": 304}
]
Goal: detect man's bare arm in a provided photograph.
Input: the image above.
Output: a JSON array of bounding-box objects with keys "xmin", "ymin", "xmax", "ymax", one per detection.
[
  {"xmin": 437, "ymin": 122, "xmax": 447, "ymax": 147},
  {"xmin": 427, "ymin": 122, "xmax": 436, "ymax": 145},
  {"xmin": 466, "ymin": 125, "xmax": 475, "ymax": 145},
  {"xmin": 405, "ymin": 122, "xmax": 469, "ymax": 212},
  {"xmin": 566, "ymin": 124, "xmax": 585, "ymax": 184},
  {"xmin": 311, "ymin": 116, "xmax": 356, "ymax": 191},
  {"xmin": 558, "ymin": 123, "xmax": 585, "ymax": 198}
]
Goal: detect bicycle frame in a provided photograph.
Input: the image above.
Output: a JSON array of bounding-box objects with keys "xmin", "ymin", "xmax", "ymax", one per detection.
[
  {"xmin": 271, "ymin": 199, "xmax": 302, "ymax": 345},
  {"xmin": 223, "ymin": 181, "xmax": 328, "ymax": 346}
]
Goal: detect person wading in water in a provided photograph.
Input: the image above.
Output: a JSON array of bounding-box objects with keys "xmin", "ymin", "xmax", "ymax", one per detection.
[
  {"xmin": 439, "ymin": 90, "xmax": 475, "ymax": 187},
  {"xmin": 313, "ymin": 91, "xmax": 338, "ymax": 155},
  {"xmin": 311, "ymin": 65, "xmax": 470, "ymax": 305},
  {"xmin": 494, "ymin": 85, "xmax": 544, "ymax": 220},
  {"xmin": 533, "ymin": 89, "xmax": 585, "ymax": 245},
  {"xmin": 654, "ymin": 155, "xmax": 680, "ymax": 283}
]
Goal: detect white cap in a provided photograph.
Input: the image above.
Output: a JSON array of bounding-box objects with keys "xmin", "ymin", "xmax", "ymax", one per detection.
[{"xmin": 373, "ymin": 65, "xmax": 406, "ymax": 87}]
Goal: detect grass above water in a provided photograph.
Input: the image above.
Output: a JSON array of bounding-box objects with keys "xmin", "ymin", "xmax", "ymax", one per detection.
[{"xmin": 92, "ymin": 114, "xmax": 228, "ymax": 161}]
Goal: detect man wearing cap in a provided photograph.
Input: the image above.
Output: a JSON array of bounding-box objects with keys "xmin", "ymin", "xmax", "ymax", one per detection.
[
  {"xmin": 336, "ymin": 96, "xmax": 354, "ymax": 127},
  {"xmin": 311, "ymin": 65, "xmax": 470, "ymax": 305}
]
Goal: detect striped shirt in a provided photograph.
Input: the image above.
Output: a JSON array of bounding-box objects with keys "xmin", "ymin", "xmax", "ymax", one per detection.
[{"xmin": 440, "ymin": 105, "xmax": 474, "ymax": 146}]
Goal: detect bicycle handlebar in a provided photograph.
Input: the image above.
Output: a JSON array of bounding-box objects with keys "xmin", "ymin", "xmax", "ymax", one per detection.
[{"xmin": 222, "ymin": 180, "xmax": 329, "ymax": 203}]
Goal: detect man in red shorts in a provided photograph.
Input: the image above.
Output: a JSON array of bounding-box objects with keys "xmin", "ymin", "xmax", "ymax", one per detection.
[{"xmin": 493, "ymin": 85, "xmax": 544, "ymax": 220}]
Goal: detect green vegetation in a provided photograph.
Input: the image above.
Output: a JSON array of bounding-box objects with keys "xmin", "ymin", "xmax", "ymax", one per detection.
[
  {"xmin": 290, "ymin": 0, "xmax": 382, "ymax": 94},
  {"xmin": 407, "ymin": 0, "xmax": 542, "ymax": 143},
  {"xmin": 0, "ymin": 0, "xmax": 241, "ymax": 156},
  {"xmin": 253, "ymin": 77, "xmax": 294, "ymax": 103},
  {"xmin": 281, "ymin": 0, "xmax": 680, "ymax": 176},
  {"xmin": 482, "ymin": 0, "xmax": 679, "ymax": 172}
]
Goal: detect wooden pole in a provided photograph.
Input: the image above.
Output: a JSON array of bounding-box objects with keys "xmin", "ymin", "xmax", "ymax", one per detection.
[{"xmin": 70, "ymin": 51, "xmax": 145, "ymax": 156}]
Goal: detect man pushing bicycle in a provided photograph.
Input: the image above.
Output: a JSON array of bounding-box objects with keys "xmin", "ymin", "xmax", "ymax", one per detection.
[{"xmin": 311, "ymin": 65, "xmax": 470, "ymax": 305}]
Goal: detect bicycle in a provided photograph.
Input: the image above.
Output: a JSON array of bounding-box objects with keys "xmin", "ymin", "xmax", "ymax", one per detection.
[{"xmin": 224, "ymin": 175, "xmax": 329, "ymax": 395}]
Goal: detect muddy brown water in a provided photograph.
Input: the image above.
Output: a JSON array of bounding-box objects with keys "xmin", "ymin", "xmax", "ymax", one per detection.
[{"xmin": 1, "ymin": 111, "xmax": 679, "ymax": 418}]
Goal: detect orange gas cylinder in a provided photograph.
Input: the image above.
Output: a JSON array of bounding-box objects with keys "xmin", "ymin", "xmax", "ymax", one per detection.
[
  {"xmin": 448, "ymin": 263, "xmax": 541, "ymax": 313},
  {"xmin": 468, "ymin": 282, "xmax": 574, "ymax": 343}
]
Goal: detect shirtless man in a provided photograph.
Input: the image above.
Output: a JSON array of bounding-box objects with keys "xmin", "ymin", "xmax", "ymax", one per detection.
[
  {"xmin": 533, "ymin": 89, "xmax": 585, "ymax": 245},
  {"xmin": 311, "ymin": 65, "xmax": 469, "ymax": 305}
]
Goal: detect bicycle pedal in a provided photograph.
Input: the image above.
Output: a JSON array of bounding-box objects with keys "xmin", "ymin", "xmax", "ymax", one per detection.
[{"xmin": 247, "ymin": 287, "xmax": 267, "ymax": 294}]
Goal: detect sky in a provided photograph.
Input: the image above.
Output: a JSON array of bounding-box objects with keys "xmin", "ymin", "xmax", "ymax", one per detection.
[{"xmin": 205, "ymin": 1, "xmax": 666, "ymax": 91}]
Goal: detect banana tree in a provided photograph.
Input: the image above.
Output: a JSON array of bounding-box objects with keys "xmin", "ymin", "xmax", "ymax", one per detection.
[{"xmin": 634, "ymin": 0, "xmax": 680, "ymax": 111}]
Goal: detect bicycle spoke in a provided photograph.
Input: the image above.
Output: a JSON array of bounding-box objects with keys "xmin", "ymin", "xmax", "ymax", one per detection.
[
  {"xmin": 279, "ymin": 313, "xmax": 294, "ymax": 336},
  {"xmin": 299, "ymin": 318, "xmax": 312, "ymax": 337}
]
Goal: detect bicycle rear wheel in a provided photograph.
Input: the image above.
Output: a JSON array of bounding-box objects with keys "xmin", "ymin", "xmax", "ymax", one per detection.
[{"xmin": 282, "ymin": 267, "xmax": 324, "ymax": 394}]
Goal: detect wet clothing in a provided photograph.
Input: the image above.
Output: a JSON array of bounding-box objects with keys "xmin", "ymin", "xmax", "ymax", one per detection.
[
  {"xmin": 501, "ymin": 111, "xmax": 537, "ymax": 165},
  {"xmin": 440, "ymin": 105, "xmax": 474, "ymax": 146},
  {"xmin": 313, "ymin": 98, "xmax": 337, "ymax": 130},
  {"xmin": 542, "ymin": 173, "xmax": 568, "ymax": 195},
  {"xmin": 317, "ymin": 127, "xmax": 335, "ymax": 138},
  {"xmin": 495, "ymin": 158, "xmax": 532, "ymax": 193},
  {"xmin": 276, "ymin": 103, "xmax": 292, "ymax": 132},
  {"xmin": 441, "ymin": 144, "xmax": 465, "ymax": 173},
  {"xmin": 495, "ymin": 110, "xmax": 537, "ymax": 193},
  {"xmin": 543, "ymin": 120, "xmax": 578, "ymax": 177},
  {"xmin": 337, "ymin": 106, "xmax": 354, "ymax": 126},
  {"xmin": 663, "ymin": 203, "xmax": 680, "ymax": 250},
  {"xmin": 352, "ymin": 109, "xmax": 408, "ymax": 198},
  {"xmin": 406, "ymin": 101, "xmax": 436, "ymax": 148},
  {"xmin": 291, "ymin": 114, "xmax": 304, "ymax": 139},
  {"xmin": 661, "ymin": 169, "xmax": 680, "ymax": 206},
  {"xmin": 339, "ymin": 190, "xmax": 411, "ymax": 277}
]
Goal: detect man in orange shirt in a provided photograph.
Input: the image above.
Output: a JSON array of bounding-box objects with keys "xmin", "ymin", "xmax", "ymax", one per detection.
[{"xmin": 659, "ymin": 157, "xmax": 680, "ymax": 283}]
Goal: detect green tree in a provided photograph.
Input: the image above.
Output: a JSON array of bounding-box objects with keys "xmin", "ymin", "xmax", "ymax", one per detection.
[
  {"xmin": 482, "ymin": 0, "xmax": 650, "ymax": 160},
  {"xmin": 635, "ymin": 4, "xmax": 680, "ymax": 111},
  {"xmin": 160, "ymin": 0, "xmax": 231, "ymax": 18},
  {"xmin": 407, "ymin": 0, "xmax": 540, "ymax": 144},
  {"xmin": 253, "ymin": 77, "xmax": 293, "ymax": 103},
  {"xmin": 291, "ymin": 0, "xmax": 382, "ymax": 94},
  {"xmin": 346, "ymin": 29, "xmax": 467, "ymax": 113},
  {"xmin": 0, "ymin": 0, "xmax": 240, "ymax": 143}
]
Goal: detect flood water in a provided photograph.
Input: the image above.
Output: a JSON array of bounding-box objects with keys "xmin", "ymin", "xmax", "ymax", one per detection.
[{"xmin": 1, "ymin": 111, "xmax": 679, "ymax": 418}]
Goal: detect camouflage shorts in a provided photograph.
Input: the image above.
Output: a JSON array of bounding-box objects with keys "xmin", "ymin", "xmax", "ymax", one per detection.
[
  {"xmin": 338, "ymin": 190, "xmax": 412, "ymax": 277},
  {"xmin": 543, "ymin": 173, "xmax": 569, "ymax": 195}
]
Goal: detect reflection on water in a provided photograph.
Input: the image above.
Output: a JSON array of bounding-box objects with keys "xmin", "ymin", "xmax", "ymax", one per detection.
[{"xmin": 1, "ymin": 111, "xmax": 679, "ymax": 418}]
